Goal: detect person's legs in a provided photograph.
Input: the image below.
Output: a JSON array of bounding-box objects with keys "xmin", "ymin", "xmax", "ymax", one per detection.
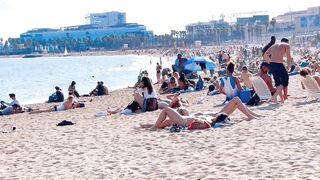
[
  {"xmin": 271, "ymin": 85, "xmax": 284, "ymax": 103},
  {"xmin": 134, "ymin": 93, "xmax": 144, "ymax": 108},
  {"xmin": 151, "ymin": 107, "xmax": 186, "ymax": 130},
  {"xmin": 283, "ymin": 86, "xmax": 288, "ymax": 100},
  {"xmin": 29, "ymin": 109, "xmax": 54, "ymax": 114},
  {"xmin": 219, "ymin": 97, "xmax": 257, "ymax": 120}
]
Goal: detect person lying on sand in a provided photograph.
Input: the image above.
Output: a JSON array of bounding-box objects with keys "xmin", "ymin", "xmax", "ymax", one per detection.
[
  {"xmin": 29, "ymin": 96, "xmax": 85, "ymax": 114},
  {"xmin": 106, "ymin": 93, "xmax": 188, "ymax": 115},
  {"xmin": 0, "ymin": 104, "xmax": 24, "ymax": 116},
  {"xmin": 140, "ymin": 97, "xmax": 262, "ymax": 131}
]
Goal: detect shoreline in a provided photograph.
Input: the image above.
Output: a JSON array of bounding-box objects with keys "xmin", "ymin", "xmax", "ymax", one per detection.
[{"xmin": 0, "ymin": 48, "xmax": 170, "ymax": 59}]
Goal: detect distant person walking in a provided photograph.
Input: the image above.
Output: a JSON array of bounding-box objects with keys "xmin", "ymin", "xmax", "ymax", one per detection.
[
  {"xmin": 263, "ymin": 38, "xmax": 293, "ymax": 103},
  {"xmin": 156, "ymin": 62, "xmax": 162, "ymax": 83}
]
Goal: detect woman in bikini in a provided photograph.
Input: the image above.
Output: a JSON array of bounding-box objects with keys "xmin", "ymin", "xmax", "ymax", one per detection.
[{"xmin": 140, "ymin": 96, "xmax": 261, "ymax": 131}]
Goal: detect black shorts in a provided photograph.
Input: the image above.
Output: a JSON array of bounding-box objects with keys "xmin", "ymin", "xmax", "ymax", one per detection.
[{"xmin": 269, "ymin": 62, "xmax": 289, "ymax": 87}]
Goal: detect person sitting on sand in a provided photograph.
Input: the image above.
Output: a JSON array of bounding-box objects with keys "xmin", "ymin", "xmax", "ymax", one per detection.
[
  {"xmin": 177, "ymin": 73, "xmax": 194, "ymax": 91},
  {"xmin": 240, "ymin": 66, "xmax": 253, "ymax": 89},
  {"xmin": 258, "ymin": 62, "xmax": 276, "ymax": 95},
  {"xmin": 1, "ymin": 93, "xmax": 20, "ymax": 110},
  {"xmin": 159, "ymin": 77, "xmax": 178, "ymax": 94},
  {"xmin": 140, "ymin": 96, "xmax": 261, "ymax": 131},
  {"xmin": 134, "ymin": 76, "xmax": 158, "ymax": 112},
  {"xmin": 219, "ymin": 62, "xmax": 242, "ymax": 100},
  {"xmin": 29, "ymin": 95, "xmax": 85, "ymax": 114},
  {"xmin": 89, "ymin": 81, "xmax": 109, "ymax": 96},
  {"xmin": 47, "ymin": 86, "xmax": 64, "ymax": 103},
  {"xmin": 68, "ymin": 81, "xmax": 80, "ymax": 98},
  {"xmin": 0, "ymin": 104, "xmax": 24, "ymax": 116}
]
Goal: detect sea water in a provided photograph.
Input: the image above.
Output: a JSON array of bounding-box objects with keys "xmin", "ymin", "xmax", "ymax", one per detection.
[{"xmin": 0, "ymin": 55, "xmax": 173, "ymax": 104}]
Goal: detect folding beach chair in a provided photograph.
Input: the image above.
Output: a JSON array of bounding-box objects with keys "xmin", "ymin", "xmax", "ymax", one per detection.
[
  {"xmin": 300, "ymin": 75, "xmax": 320, "ymax": 102},
  {"xmin": 250, "ymin": 76, "xmax": 272, "ymax": 101}
]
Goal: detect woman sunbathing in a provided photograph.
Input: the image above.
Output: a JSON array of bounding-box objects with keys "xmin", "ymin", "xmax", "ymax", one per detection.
[
  {"xmin": 29, "ymin": 96, "xmax": 85, "ymax": 114},
  {"xmin": 140, "ymin": 97, "xmax": 262, "ymax": 131}
]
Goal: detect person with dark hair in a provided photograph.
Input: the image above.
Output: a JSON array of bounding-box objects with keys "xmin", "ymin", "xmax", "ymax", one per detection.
[
  {"xmin": 263, "ymin": 37, "xmax": 293, "ymax": 103},
  {"xmin": 219, "ymin": 62, "xmax": 242, "ymax": 100},
  {"xmin": 90, "ymin": 81, "xmax": 109, "ymax": 96},
  {"xmin": 140, "ymin": 97, "xmax": 261, "ymax": 131},
  {"xmin": 0, "ymin": 104, "xmax": 24, "ymax": 116},
  {"xmin": 47, "ymin": 86, "xmax": 64, "ymax": 103},
  {"xmin": 134, "ymin": 76, "xmax": 158, "ymax": 112},
  {"xmin": 258, "ymin": 62, "xmax": 276, "ymax": 95},
  {"xmin": 299, "ymin": 68, "xmax": 320, "ymax": 88},
  {"xmin": 1, "ymin": 93, "xmax": 20, "ymax": 110},
  {"xmin": 172, "ymin": 54, "xmax": 187, "ymax": 73},
  {"xmin": 68, "ymin": 81, "xmax": 80, "ymax": 98},
  {"xmin": 262, "ymin": 36, "xmax": 276, "ymax": 56}
]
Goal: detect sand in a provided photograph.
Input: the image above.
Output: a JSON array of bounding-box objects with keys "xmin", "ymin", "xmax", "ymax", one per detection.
[{"xmin": 1, "ymin": 75, "xmax": 320, "ymax": 179}]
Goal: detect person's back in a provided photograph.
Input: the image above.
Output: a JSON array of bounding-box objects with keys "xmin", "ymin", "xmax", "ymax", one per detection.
[
  {"xmin": 96, "ymin": 84, "xmax": 106, "ymax": 96},
  {"xmin": 268, "ymin": 43, "xmax": 291, "ymax": 63},
  {"xmin": 240, "ymin": 67, "xmax": 253, "ymax": 89},
  {"xmin": 56, "ymin": 90, "xmax": 64, "ymax": 102},
  {"xmin": 263, "ymin": 38, "xmax": 293, "ymax": 102}
]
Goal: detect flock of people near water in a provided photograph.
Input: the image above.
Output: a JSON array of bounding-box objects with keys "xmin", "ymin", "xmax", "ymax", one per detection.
[
  {"xmin": 0, "ymin": 80, "xmax": 109, "ymax": 116},
  {"xmin": 1, "ymin": 36, "xmax": 320, "ymax": 132}
]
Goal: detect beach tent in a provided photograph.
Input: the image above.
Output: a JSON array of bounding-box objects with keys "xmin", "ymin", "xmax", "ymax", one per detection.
[{"xmin": 184, "ymin": 57, "xmax": 216, "ymax": 72}]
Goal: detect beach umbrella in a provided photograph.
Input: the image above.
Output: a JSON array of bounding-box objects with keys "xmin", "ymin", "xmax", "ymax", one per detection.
[{"xmin": 184, "ymin": 57, "xmax": 216, "ymax": 72}]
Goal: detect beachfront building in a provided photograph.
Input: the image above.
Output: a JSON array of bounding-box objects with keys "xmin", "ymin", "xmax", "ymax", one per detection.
[
  {"xmin": 272, "ymin": 6, "xmax": 320, "ymax": 45},
  {"xmin": 236, "ymin": 15, "xmax": 269, "ymax": 42},
  {"xmin": 185, "ymin": 19, "xmax": 232, "ymax": 45},
  {"xmin": 85, "ymin": 11, "xmax": 126, "ymax": 27},
  {"xmin": 16, "ymin": 11, "xmax": 153, "ymax": 53}
]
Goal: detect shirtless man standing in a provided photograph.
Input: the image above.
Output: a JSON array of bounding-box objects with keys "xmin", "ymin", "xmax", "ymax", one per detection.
[{"xmin": 263, "ymin": 38, "xmax": 293, "ymax": 103}]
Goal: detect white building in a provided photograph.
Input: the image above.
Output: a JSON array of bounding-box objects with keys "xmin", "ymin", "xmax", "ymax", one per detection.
[
  {"xmin": 85, "ymin": 11, "xmax": 126, "ymax": 27},
  {"xmin": 275, "ymin": 6, "xmax": 320, "ymax": 34}
]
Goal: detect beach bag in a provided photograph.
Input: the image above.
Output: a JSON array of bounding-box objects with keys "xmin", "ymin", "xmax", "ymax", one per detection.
[
  {"xmin": 126, "ymin": 101, "xmax": 141, "ymax": 112},
  {"xmin": 239, "ymin": 90, "xmax": 252, "ymax": 103},
  {"xmin": 246, "ymin": 93, "xmax": 260, "ymax": 106}
]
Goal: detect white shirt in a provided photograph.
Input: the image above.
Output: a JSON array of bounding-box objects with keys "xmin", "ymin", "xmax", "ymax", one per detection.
[
  {"xmin": 136, "ymin": 87, "xmax": 157, "ymax": 99},
  {"xmin": 3, "ymin": 99, "xmax": 20, "ymax": 106}
]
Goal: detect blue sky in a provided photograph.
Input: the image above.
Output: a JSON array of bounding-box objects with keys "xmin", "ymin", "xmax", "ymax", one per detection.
[{"xmin": 0, "ymin": 0, "xmax": 319, "ymax": 40}]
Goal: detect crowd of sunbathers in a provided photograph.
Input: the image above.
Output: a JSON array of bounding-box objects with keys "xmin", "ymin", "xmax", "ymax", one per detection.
[
  {"xmin": 1, "ymin": 36, "xmax": 320, "ymax": 133},
  {"xmin": 0, "ymin": 80, "xmax": 109, "ymax": 116}
]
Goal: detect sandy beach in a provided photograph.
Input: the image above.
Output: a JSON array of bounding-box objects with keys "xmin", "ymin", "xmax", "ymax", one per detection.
[{"xmin": 1, "ymin": 75, "xmax": 320, "ymax": 179}]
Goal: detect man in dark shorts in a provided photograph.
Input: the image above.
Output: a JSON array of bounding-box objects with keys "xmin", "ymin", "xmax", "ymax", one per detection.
[{"xmin": 263, "ymin": 38, "xmax": 293, "ymax": 103}]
